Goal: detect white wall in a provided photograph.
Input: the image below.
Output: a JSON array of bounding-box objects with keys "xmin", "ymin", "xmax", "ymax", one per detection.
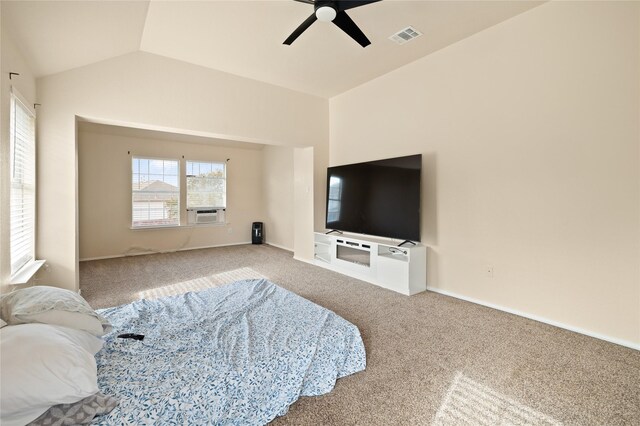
[
  {"xmin": 78, "ymin": 126, "xmax": 266, "ymax": 259},
  {"xmin": 1, "ymin": 16, "xmax": 37, "ymax": 293},
  {"xmin": 262, "ymin": 145, "xmax": 294, "ymax": 250},
  {"xmin": 330, "ymin": 2, "xmax": 640, "ymax": 346},
  {"xmin": 36, "ymin": 51, "xmax": 328, "ymax": 290}
]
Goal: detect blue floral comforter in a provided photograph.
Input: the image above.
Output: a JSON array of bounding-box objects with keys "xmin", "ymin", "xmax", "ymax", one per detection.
[{"xmin": 93, "ymin": 279, "xmax": 366, "ymax": 425}]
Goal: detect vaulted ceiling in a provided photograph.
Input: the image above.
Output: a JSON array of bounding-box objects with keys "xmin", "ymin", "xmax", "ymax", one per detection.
[{"xmin": 3, "ymin": 1, "xmax": 542, "ymax": 98}]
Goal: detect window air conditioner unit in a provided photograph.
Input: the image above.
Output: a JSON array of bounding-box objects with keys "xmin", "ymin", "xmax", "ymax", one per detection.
[{"xmin": 187, "ymin": 209, "xmax": 225, "ymax": 225}]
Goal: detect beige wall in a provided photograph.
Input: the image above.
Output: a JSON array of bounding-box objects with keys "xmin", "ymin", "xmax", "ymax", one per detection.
[
  {"xmin": 78, "ymin": 127, "xmax": 266, "ymax": 259},
  {"xmin": 330, "ymin": 2, "xmax": 640, "ymax": 346},
  {"xmin": 36, "ymin": 51, "xmax": 328, "ymax": 290},
  {"xmin": 262, "ymin": 145, "xmax": 294, "ymax": 251},
  {"xmin": 293, "ymin": 147, "xmax": 315, "ymax": 262},
  {"xmin": 1, "ymin": 18, "xmax": 37, "ymax": 293}
]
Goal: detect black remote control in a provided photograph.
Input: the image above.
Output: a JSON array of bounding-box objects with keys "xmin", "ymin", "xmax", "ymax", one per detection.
[{"xmin": 117, "ymin": 333, "xmax": 145, "ymax": 341}]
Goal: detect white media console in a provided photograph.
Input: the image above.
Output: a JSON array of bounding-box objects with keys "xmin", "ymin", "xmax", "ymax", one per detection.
[{"xmin": 313, "ymin": 232, "xmax": 426, "ymax": 296}]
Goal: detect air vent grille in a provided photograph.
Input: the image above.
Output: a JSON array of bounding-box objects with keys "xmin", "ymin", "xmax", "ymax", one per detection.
[{"xmin": 389, "ymin": 26, "xmax": 422, "ymax": 45}]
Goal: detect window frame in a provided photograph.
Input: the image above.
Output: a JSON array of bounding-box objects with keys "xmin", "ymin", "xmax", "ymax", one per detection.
[
  {"xmin": 9, "ymin": 88, "xmax": 37, "ymax": 279},
  {"xmin": 185, "ymin": 160, "xmax": 227, "ymax": 211},
  {"xmin": 131, "ymin": 156, "xmax": 181, "ymax": 229}
]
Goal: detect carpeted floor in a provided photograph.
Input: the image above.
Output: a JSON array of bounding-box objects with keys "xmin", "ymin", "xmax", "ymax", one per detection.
[{"xmin": 80, "ymin": 244, "xmax": 640, "ymax": 425}]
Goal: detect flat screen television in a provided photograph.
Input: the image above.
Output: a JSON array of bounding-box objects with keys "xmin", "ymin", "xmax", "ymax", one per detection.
[{"xmin": 325, "ymin": 154, "xmax": 421, "ymax": 241}]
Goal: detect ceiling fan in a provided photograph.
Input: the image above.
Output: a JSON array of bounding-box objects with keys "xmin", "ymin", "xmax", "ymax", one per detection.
[{"xmin": 284, "ymin": 0, "xmax": 381, "ymax": 48}]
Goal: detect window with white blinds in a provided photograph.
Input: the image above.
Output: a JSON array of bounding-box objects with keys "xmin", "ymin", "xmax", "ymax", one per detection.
[
  {"xmin": 132, "ymin": 158, "xmax": 180, "ymax": 227},
  {"xmin": 9, "ymin": 91, "xmax": 36, "ymax": 275},
  {"xmin": 186, "ymin": 161, "xmax": 226, "ymax": 209}
]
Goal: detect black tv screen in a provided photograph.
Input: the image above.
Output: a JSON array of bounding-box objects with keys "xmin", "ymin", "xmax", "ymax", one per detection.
[{"xmin": 325, "ymin": 154, "xmax": 421, "ymax": 241}]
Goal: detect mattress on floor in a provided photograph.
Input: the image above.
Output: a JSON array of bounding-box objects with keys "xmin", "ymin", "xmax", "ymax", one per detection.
[{"xmin": 93, "ymin": 278, "xmax": 366, "ymax": 425}]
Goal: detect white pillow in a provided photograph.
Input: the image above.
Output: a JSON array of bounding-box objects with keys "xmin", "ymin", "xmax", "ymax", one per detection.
[
  {"xmin": 0, "ymin": 286, "xmax": 110, "ymax": 336},
  {"xmin": 48, "ymin": 325, "xmax": 104, "ymax": 355},
  {"xmin": 0, "ymin": 324, "xmax": 99, "ymax": 426},
  {"xmin": 0, "ymin": 319, "xmax": 6, "ymax": 328}
]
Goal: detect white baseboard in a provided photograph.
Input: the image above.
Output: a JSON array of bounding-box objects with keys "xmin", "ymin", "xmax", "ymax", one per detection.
[
  {"xmin": 293, "ymin": 256, "xmax": 315, "ymax": 265},
  {"xmin": 265, "ymin": 242, "xmax": 293, "ymax": 252},
  {"xmin": 427, "ymin": 287, "xmax": 639, "ymax": 351},
  {"xmin": 79, "ymin": 241, "xmax": 252, "ymax": 262}
]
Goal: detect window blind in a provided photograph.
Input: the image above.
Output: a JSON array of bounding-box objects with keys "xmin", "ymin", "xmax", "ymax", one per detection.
[
  {"xmin": 186, "ymin": 161, "xmax": 226, "ymax": 209},
  {"xmin": 9, "ymin": 92, "xmax": 36, "ymax": 275},
  {"xmin": 132, "ymin": 158, "xmax": 180, "ymax": 227}
]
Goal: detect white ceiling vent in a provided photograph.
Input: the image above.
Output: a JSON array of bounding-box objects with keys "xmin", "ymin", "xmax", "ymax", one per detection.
[{"xmin": 389, "ymin": 26, "xmax": 423, "ymax": 45}]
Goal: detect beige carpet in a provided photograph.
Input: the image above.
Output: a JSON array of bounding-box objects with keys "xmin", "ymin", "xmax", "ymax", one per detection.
[
  {"xmin": 136, "ymin": 266, "xmax": 266, "ymax": 300},
  {"xmin": 80, "ymin": 244, "xmax": 640, "ymax": 426}
]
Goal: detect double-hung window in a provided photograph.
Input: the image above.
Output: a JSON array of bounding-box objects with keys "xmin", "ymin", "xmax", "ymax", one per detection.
[
  {"xmin": 131, "ymin": 158, "xmax": 180, "ymax": 227},
  {"xmin": 186, "ymin": 161, "xmax": 226, "ymax": 209},
  {"xmin": 9, "ymin": 90, "xmax": 36, "ymax": 276}
]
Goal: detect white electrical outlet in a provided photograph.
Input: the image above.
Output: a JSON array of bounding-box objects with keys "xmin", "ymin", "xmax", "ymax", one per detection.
[{"xmin": 486, "ymin": 265, "xmax": 494, "ymax": 278}]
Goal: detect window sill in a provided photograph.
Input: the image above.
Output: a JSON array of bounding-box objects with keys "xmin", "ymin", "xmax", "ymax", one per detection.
[
  {"xmin": 130, "ymin": 223, "xmax": 226, "ymax": 230},
  {"xmin": 9, "ymin": 259, "xmax": 46, "ymax": 285},
  {"xmin": 131, "ymin": 224, "xmax": 182, "ymax": 230}
]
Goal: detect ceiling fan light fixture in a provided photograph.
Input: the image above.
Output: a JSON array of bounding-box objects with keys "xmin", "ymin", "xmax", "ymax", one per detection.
[
  {"xmin": 284, "ymin": 0, "xmax": 380, "ymax": 47},
  {"xmin": 316, "ymin": 6, "xmax": 336, "ymax": 22}
]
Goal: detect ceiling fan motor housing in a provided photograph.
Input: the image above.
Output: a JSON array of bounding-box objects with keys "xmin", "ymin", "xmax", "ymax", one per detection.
[
  {"xmin": 315, "ymin": 1, "xmax": 337, "ymax": 22},
  {"xmin": 314, "ymin": 1, "xmax": 336, "ymax": 12}
]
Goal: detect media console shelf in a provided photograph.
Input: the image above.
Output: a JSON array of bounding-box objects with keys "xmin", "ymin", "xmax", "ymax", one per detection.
[{"xmin": 313, "ymin": 232, "xmax": 426, "ymax": 296}]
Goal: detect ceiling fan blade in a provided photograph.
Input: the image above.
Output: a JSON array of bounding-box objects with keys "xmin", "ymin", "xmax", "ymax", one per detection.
[
  {"xmin": 332, "ymin": 10, "xmax": 371, "ymax": 47},
  {"xmin": 293, "ymin": 0, "xmax": 315, "ymax": 4},
  {"xmin": 283, "ymin": 13, "xmax": 318, "ymax": 45},
  {"xmin": 336, "ymin": 0, "xmax": 381, "ymax": 12}
]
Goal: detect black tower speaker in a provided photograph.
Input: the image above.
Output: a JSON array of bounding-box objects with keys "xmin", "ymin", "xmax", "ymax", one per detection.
[{"xmin": 252, "ymin": 222, "xmax": 263, "ymax": 244}]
